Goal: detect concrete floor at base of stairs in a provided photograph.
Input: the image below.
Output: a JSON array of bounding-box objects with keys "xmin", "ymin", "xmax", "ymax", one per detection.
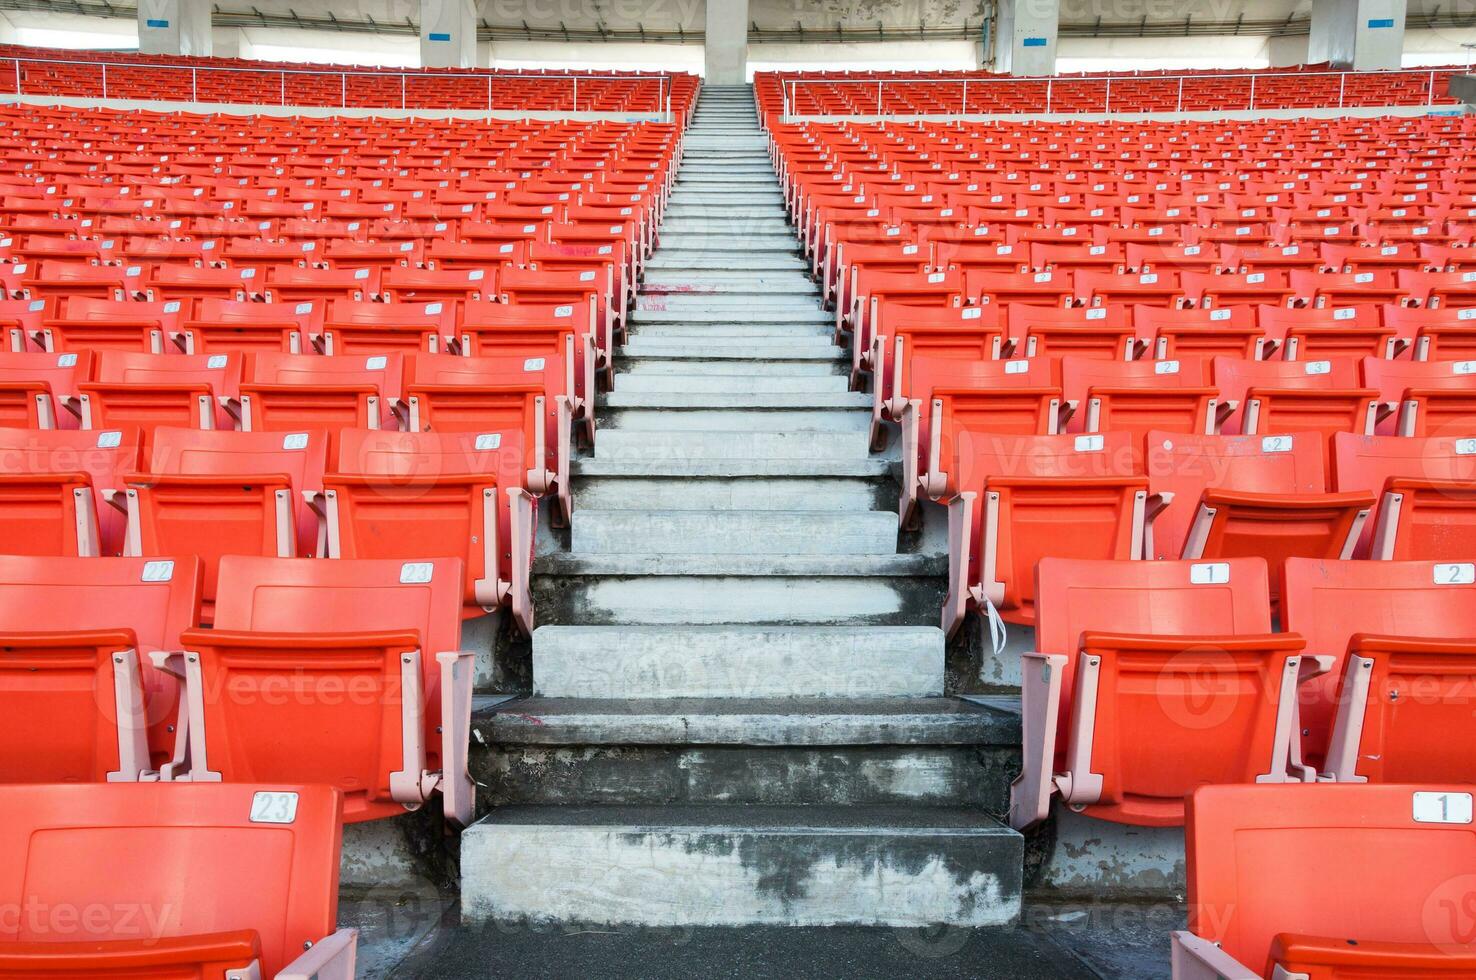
[{"xmin": 348, "ymin": 893, "xmax": 1182, "ymax": 979}]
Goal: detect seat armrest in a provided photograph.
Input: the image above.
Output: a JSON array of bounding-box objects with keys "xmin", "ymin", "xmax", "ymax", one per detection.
[
  {"xmin": 276, "ymin": 927, "xmax": 359, "ymax": 980},
  {"xmin": 1170, "ymin": 931, "xmax": 1259, "ymax": 980}
]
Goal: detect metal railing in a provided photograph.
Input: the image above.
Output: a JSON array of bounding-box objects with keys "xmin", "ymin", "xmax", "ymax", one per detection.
[
  {"xmin": 2, "ymin": 55, "xmax": 677, "ymax": 118},
  {"xmin": 780, "ymin": 68, "xmax": 1457, "ymax": 121}
]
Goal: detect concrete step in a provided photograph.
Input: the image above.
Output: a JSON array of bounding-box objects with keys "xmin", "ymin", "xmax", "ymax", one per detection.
[
  {"xmin": 629, "ymin": 308, "xmax": 831, "ymax": 325},
  {"xmin": 656, "ymin": 233, "xmax": 798, "ymax": 252},
  {"xmin": 603, "ymin": 391, "xmax": 865, "ymax": 409},
  {"xmin": 460, "ymin": 804, "xmax": 1022, "ymax": 927},
  {"xmin": 661, "ymin": 206, "xmax": 790, "ymax": 221},
  {"xmin": 570, "ymin": 458, "xmax": 894, "ymax": 478},
  {"xmin": 635, "ymin": 294, "xmax": 820, "ymax": 313},
  {"xmin": 571, "ymin": 509, "xmax": 897, "ymax": 556},
  {"xmin": 681, "ymin": 140, "xmax": 769, "ymax": 151},
  {"xmin": 619, "ymin": 357, "xmax": 840, "ymax": 378},
  {"xmin": 604, "ymin": 406, "xmax": 866, "ymax": 434},
  {"xmin": 622, "ymin": 327, "xmax": 832, "ymax": 346},
  {"xmin": 676, "ymin": 173, "xmax": 776, "ymax": 184},
  {"xmin": 612, "ymin": 372, "xmax": 849, "ymax": 393},
  {"xmin": 618, "ymin": 342, "xmax": 838, "ymax": 361},
  {"xmin": 530, "ymin": 553, "xmax": 943, "ymax": 627},
  {"xmin": 640, "ymin": 271, "xmax": 814, "ymax": 292},
  {"xmin": 472, "ymin": 697, "xmax": 1014, "ymax": 808},
  {"xmin": 593, "ymin": 427, "xmax": 869, "ymax": 461},
  {"xmin": 627, "ymin": 320, "xmax": 829, "ymax": 339},
  {"xmin": 657, "ymin": 217, "xmax": 793, "ymax": 235},
  {"xmin": 525, "ymin": 628, "xmax": 946, "ymax": 699},
  {"xmin": 572, "ymin": 471, "xmax": 886, "ymax": 512}
]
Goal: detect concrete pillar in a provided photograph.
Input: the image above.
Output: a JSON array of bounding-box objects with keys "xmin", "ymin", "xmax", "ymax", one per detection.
[
  {"xmin": 994, "ymin": 0, "xmax": 1058, "ymax": 77},
  {"xmin": 1267, "ymin": 34, "xmax": 1311, "ymax": 67},
  {"xmin": 1309, "ymin": 0, "xmax": 1406, "ymax": 70},
  {"xmin": 420, "ymin": 0, "xmax": 478, "ymax": 69},
  {"xmin": 137, "ymin": 0, "xmax": 211, "ymax": 57},
  {"xmin": 704, "ymin": 0, "xmax": 750, "ymax": 84}
]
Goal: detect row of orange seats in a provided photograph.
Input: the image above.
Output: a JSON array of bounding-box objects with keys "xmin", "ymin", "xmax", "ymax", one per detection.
[
  {"xmin": 1010, "ymin": 555, "xmax": 1476, "ymax": 827},
  {"xmin": 0, "ymin": 552, "xmax": 475, "ymax": 824},
  {"xmin": 0, "ymin": 42, "xmax": 700, "ymax": 117},
  {"xmin": 755, "ymin": 66, "xmax": 1464, "ymax": 117}
]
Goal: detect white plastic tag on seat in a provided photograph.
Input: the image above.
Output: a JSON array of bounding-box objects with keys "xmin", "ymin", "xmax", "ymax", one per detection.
[
  {"xmin": 141, "ymin": 560, "xmax": 174, "ymax": 582},
  {"xmin": 475, "ymin": 433, "xmax": 502, "ymax": 451},
  {"xmin": 207, "ymin": 355, "xmax": 228, "ymax": 369},
  {"xmin": 96, "ymin": 431, "xmax": 122, "ymax": 449},
  {"xmin": 1434, "ymin": 563, "xmax": 1475, "ymax": 585},
  {"xmin": 295, "ymin": 303, "xmax": 314, "ymax": 314},
  {"xmin": 1304, "ymin": 360, "xmax": 1331, "ymax": 375},
  {"xmin": 1005, "ymin": 361, "xmax": 1029, "ymax": 375},
  {"xmin": 1261, "ymin": 435, "xmax": 1293, "ymax": 453},
  {"xmin": 961, "ymin": 308, "xmax": 982, "ymax": 320},
  {"xmin": 1210, "ymin": 309, "xmax": 1231, "ymax": 321},
  {"xmin": 366, "ymin": 356, "xmax": 387, "ymax": 370},
  {"xmin": 1155, "ymin": 360, "xmax": 1180, "ymax": 375},
  {"xmin": 1086, "ymin": 308, "xmax": 1106, "ymax": 320},
  {"xmin": 1413, "ymin": 791, "xmax": 1473, "ymax": 824},
  {"xmin": 400, "ymin": 562, "xmax": 434, "ymax": 584},
  {"xmin": 1456, "ymin": 439, "xmax": 1476, "ymax": 456},
  {"xmin": 250, "ymin": 791, "xmax": 299, "ymax": 824},
  {"xmin": 1074, "ymin": 435, "xmax": 1104, "ymax": 452},
  {"xmin": 1189, "ymin": 562, "xmax": 1230, "ymax": 585},
  {"xmin": 57, "ymin": 353, "xmax": 77, "ymax": 367},
  {"xmin": 164, "ymin": 302, "xmax": 181, "ymax": 313}
]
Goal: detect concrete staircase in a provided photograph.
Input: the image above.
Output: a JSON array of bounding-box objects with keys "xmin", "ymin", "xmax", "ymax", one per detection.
[{"xmin": 460, "ymin": 83, "xmax": 1023, "ymax": 928}]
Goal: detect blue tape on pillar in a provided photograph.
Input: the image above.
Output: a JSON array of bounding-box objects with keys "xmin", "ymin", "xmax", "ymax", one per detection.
[
  {"xmin": 1021, "ymin": 36, "xmax": 1048, "ymax": 47},
  {"xmin": 428, "ymin": 32, "xmax": 452, "ymax": 41},
  {"xmin": 145, "ymin": 18, "xmax": 169, "ymax": 27},
  {"xmin": 1367, "ymin": 18, "xmax": 1395, "ymax": 28}
]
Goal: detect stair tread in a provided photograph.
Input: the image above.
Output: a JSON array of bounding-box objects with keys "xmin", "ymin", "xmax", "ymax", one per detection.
[{"xmin": 472, "ymin": 696, "xmax": 1015, "ymax": 749}]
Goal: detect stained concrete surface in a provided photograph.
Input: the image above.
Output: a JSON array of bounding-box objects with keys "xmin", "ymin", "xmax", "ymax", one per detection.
[{"xmin": 353, "ymin": 895, "xmax": 1181, "ymax": 978}]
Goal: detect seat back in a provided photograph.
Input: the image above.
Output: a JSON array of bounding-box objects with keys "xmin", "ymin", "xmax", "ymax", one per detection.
[
  {"xmin": 82, "ymin": 350, "xmax": 241, "ymax": 432},
  {"xmin": 43, "ymin": 297, "xmax": 184, "ymax": 354},
  {"xmin": 242, "ymin": 351, "xmax": 402, "ymax": 434},
  {"xmin": 0, "ymin": 349, "xmax": 91, "ymax": 428},
  {"xmin": 0, "ymin": 782, "xmax": 341, "ymax": 978},
  {"xmin": 957, "ymin": 431, "xmax": 1145, "ymax": 624},
  {"xmin": 1212, "ymin": 356, "xmax": 1378, "ymax": 440},
  {"xmin": 1256, "ymin": 303, "xmax": 1396, "ymax": 360},
  {"xmin": 201, "ymin": 555, "xmax": 462, "ymax": 821},
  {"xmin": 1361, "ymin": 356, "xmax": 1476, "ymax": 437},
  {"xmin": 180, "ymin": 298, "xmax": 321, "ymax": 354},
  {"xmin": 1184, "ymin": 783, "xmax": 1476, "ymax": 977},
  {"xmin": 1006, "ymin": 305, "xmax": 1139, "ymax": 360},
  {"xmin": 139, "ymin": 427, "xmax": 329, "ymax": 592},
  {"xmin": 318, "ymin": 299, "xmax": 453, "ymax": 355},
  {"xmin": 1031, "ymin": 557, "xmax": 1286, "ymax": 825},
  {"xmin": 0, "ymin": 554, "xmax": 202, "ymax": 778},
  {"xmin": 1333, "ymin": 433, "xmax": 1476, "ymax": 559},
  {"xmin": 1146, "ymin": 430, "xmax": 1333, "ymax": 559},
  {"xmin": 330, "ymin": 429, "xmax": 524, "ymax": 609},
  {"xmin": 1283, "ymin": 557, "xmax": 1476, "ymax": 779},
  {"xmin": 0, "ymin": 425, "xmax": 142, "ymax": 556},
  {"xmin": 1061, "ymin": 356, "xmax": 1216, "ymax": 437},
  {"xmin": 1133, "ymin": 304, "xmax": 1261, "ymax": 359}
]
